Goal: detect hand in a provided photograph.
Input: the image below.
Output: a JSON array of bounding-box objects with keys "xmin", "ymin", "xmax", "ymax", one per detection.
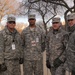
[
  {"xmin": 72, "ymin": 69, "xmax": 75, "ymax": 75},
  {"xmin": 19, "ymin": 58, "xmax": 24, "ymax": 64},
  {"xmin": 46, "ymin": 60, "xmax": 51, "ymax": 69},
  {"xmin": 0, "ymin": 63, "xmax": 7, "ymax": 71},
  {"xmin": 53, "ymin": 58, "xmax": 63, "ymax": 68}
]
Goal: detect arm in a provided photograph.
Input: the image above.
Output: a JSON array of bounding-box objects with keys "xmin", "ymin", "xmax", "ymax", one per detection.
[
  {"xmin": 46, "ymin": 34, "xmax": 50, "ymax": 61},
  {"xmin": 59, "ymin": 33, "xmax": 69, "ymax": 62},
  {"xmin": 53, "ymin": 33, "xmax": 69, "ymax": 68},
  {"xmin": 0, "ymin": 32, "xmax": 4, "ymax": 64},
  {"xmin": 19, "ymin": 31, "xmax": 25, "ymax": 64},
  {"xmin": 66, "ymin": 33, "xmax": 75, "ymax": 59},
  {"xmin": 0, "ymin": 32, "xmax": 7, "ymax": 71},
  {"xmin": 21, "ymin": 30, "xmax": 25, "ymax": 47},
  {"xmin": 46, "ymin": 34, "xmax": 51, "ymax": 69},
  {"xmin": 41, "ymin": 30, "xmax": 46, "ymax": 52}
]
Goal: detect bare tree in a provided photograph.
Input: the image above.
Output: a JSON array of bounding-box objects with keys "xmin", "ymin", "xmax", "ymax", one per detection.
[
  {"xmin": 28, "ymin": 0, "xmax": 75, "ymax": 30},
  {"xmin": 0, "ymin": 0, "xmax": 20, "ymax": 22},
  {"xmin": 19, "ymin": 0, "xmax": 57, "ymax": 34},
  {"xmin": 28, "ymin": 0, "xmax": 74, "ymax": 13}
]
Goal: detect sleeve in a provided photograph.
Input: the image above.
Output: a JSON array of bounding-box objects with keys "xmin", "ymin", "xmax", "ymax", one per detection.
[
  {"xmin": 66, "ymin": 33, "xmax": 75, "ymax": 60},
  {"xmin": 68, "ymin": 34, "xmax": 75, "ymax": 51},
  {"xmin": 20, "ymin": 30, "xmax": 26, "ymax": 59},
  {"xmin": 0, "ymin": 32, "xmax": 4, "ymax": 64},
  {"xmin": 19, "ymin": 34, "xmax": 24, "ymax": 59},
  {"xmin": 46, "ymin": 34, "xmax": 50, "ymax": 61},
  {"xmin": 21, "ymin": 30, "xmax": 25, "ymax": 47},
  {"xmin": 59, "ymin": 33, "xmax": 69, "ymax": 62},
  {"xmin": 59, "ymin": 50, "xmax": 66, "ymax": 62},
  {"xmin": 41, "ymin": 30, "xmax": 46, "ymax": 52}
]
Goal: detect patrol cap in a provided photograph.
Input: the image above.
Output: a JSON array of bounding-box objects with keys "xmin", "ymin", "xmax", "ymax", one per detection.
[
  {"xmin": 28, "ymin": 14, "xmax": 36, "ymax": 20},
  {"xmin": 67, "ymin": 13, "xmax": 75, "ymax": 20},
  {"xmin": 7, "ymin": 16, "xmax": 16, "ymax": 22},
  {"xmin": 52, "ymin": 17, "xmax": 60, "ymax": 23}
]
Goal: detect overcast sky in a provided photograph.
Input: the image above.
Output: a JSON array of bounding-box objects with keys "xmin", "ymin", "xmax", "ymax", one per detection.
[{"xmin": 1, "ymin": 0, "xmax": 73, "ymax": 26}]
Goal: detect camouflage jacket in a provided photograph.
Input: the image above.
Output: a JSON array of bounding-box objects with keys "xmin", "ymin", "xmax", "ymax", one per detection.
[
  {"xmin": 46, "ymin": 28, "xmax": 68, "ymax": 66},
  {"xmin": 65, "ymin": 25, "xmax": 75, "ymax": 71},
  {"xmin": 0, "ymin": 26, "xmax": 23, "ymax": 64},
  {"xmin": 21, "ymin": 26, "xmax": 45, "ymax": 60}
]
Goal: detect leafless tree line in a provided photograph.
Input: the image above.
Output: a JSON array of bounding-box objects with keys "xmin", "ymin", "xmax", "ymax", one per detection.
[{"xmin": 0, "ymin": 0, "xmax": 75, "ymax": 33}]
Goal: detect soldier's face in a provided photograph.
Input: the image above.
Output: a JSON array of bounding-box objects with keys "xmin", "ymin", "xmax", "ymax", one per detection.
[
  {"xmin": 7, "ymin": 21, "xmax": 16, "ymax": 29},
  {"xmin": 28, "ymin": 19, "xmax": 36, "ymax": 26},
  {"xmin": 68, "ymin": 19, "xmax": 75, "ymax": 27},
  {"xmin": 52, "ymin": 22, "xmax": 60, "ymax": 30}
]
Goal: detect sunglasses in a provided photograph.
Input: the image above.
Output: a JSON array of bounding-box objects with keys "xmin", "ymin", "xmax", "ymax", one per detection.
[
  {"xmin": 8, "ymin": 21, "xmax": 16, "ymax": 24},
  {"xmin": 29, "ymin": 18, "xmax": 35, "ymax": 20},
  {"xmin": 52, "ymin": 22, "xmax": 59, "ymax": 24},
  {"xmin": 68, "ymin": 19, "xmax": 73, "ymax": 21}
]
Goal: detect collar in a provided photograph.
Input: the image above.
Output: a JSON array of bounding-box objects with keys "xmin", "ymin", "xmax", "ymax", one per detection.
[
  {"xmin": 68, "ymin": 25, "xmax": 75, "ymax": 33},
  {"xmin": 52, "ymin": 27, "xmax": 61, "ymax": 34}
]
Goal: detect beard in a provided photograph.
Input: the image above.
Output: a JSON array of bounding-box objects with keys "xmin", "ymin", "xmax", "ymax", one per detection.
[{"xmin": 29, "ymin": 23, "xmax": 35, "ymax": 27}]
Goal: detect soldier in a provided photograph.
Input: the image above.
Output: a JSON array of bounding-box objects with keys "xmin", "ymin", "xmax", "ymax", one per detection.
[
  {"xmin": 21, "ymin": 14, "xmax": 45, "ymax": 75},
  {"xmin": 64, "ymin": 13, "xmax": 75, "ymax": 75},
  {"xmin": 0, "ymin": 15, "xmax": 23, "ymax": 75},
  {"xmin": 46, "ymin": 17, "xmax": 67, "ymax": 75}
]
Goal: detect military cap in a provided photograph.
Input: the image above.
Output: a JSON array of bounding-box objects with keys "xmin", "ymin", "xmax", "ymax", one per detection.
[
  {"xmin": 52, "ymin": 17, "xmax": 60, "ymax": 23},
  {"xmin": 67, "ymin": 13, "xmax": 75, "ymax": 20},
  {"xmin": 7, "ymin": 16, "xmax": 16, "ymax": 22},
  {"xmin": 28, "ymin": 14, "xmax": 36, "ymax": 19}
]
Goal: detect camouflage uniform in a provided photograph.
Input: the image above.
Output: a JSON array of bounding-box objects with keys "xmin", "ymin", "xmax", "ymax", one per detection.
[
  {"xmin": 46, "ymin": 28, "xmax": 67, "ymax": 75},
  {"xmin": 63, "ymin": 13, "xmax": 75, "ymax": 75},
  {"xmin": 64, "ymin": 25, "xmax": 75, "ymax": 73},
  {"xmin": 0, "ymin": 26, "xmax": 23, "ymax": 75},
  {"xmin": 21, "ymin": 26, "xmax": 45, "ymax": 75}
]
